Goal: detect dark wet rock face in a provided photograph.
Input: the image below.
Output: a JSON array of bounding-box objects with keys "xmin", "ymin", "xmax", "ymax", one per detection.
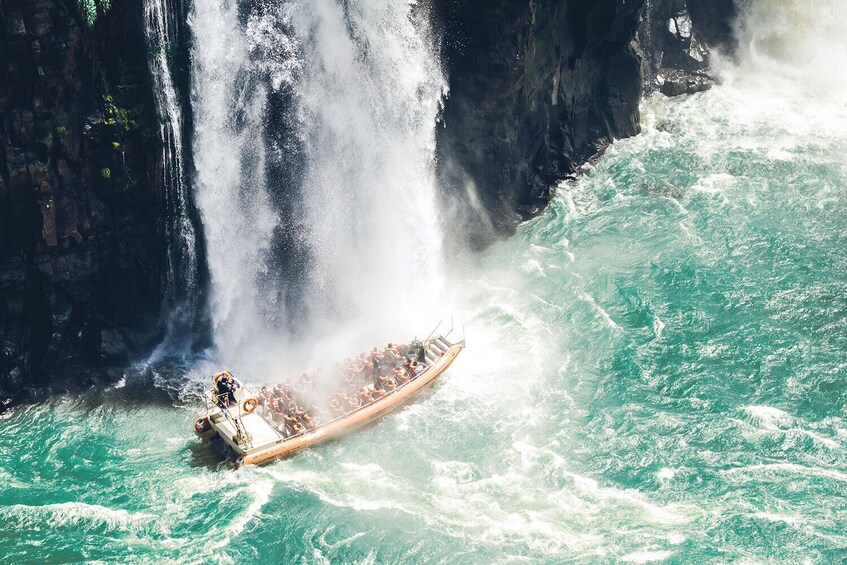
[
  {"xmin": 434, "ymin": 0, "xmax": 644, "ymax": 244},
  {"xmin": 0, "ymin": 0, "xmax": 166, "ymax": 404},
  {"xmin": 434, "ymin": 0, "xmax": 738, "ymax": 243},
  {"xmin": 639, "ymin": 0, "xmax": 737, "ymax": 97}
]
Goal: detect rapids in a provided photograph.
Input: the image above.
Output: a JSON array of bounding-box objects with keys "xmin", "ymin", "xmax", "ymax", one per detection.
[{"xmin": 2, "ymin": 0, "xmax": 847, "ymax": 562}]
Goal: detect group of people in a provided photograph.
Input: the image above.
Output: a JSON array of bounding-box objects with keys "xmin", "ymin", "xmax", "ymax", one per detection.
[{"xmin": 255, "ymin": 341, "xmax": 429, "ymax": 437}]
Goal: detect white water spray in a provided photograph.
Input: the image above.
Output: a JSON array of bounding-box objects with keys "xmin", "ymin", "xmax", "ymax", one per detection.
[
  {"xmin": 191, "ymin": 0, "xmax": 447, "ymax": 372},
  {"xmin": 189, "ymin": 0, "xmax": 281, "ymax": 369},
  {"xmin": 734, "ymin": 0, "xmax": 847, "ymax": 84},
  {"xmin": 289, "ymin": 0, "xmax": 447, "ymax": 336},
  {"xmin": 143, "ymin": 0, "xmax": 200, "ymax": 343}
]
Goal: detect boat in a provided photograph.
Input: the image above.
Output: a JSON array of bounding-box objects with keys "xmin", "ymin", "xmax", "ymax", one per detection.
[{"xmin": 194, "ymin": 332, "xmax": 465, "ymax": 466}]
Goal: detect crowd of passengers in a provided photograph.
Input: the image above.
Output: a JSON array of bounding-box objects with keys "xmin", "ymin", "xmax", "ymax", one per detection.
[{"xmin": 257, "ymin": 342, "xmax": 429, "ymax": 437}]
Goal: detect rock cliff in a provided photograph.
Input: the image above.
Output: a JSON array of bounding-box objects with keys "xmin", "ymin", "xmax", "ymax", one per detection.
[
  {"xmin": 0, "ymin": 0, "xmax": 740, "ymax": 405},
  {"xmin": 434, "ymin": 0, "xmax": 644, "ymax": 244},
  {"xmin": 639, "ymin": 0, "xmax": 737, "ymax": 97},
  {"xmin": 434, "ymin": 0, "xmax": 738, "ymax": 244},
  {"xmin": 0, "ymin": 0, "xmax": 166, "ymax": 404}
]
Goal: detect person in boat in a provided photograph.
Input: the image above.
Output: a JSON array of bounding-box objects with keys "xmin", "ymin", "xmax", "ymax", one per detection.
[
  {"xmin": 370, "ymin": 348, "xmax": 384, "ymax": 390},
  {"xmin": 379, "ymin": 373, "xmax": 397, "ymax": 390},
  {"xmin": 329, "ymin": 398, "xmax": 344, "ymax": 416},
  {"xmin": 259, "ymin": 386, "xmax": 273, "ymax": 411},
  {"xmin": 342, "ymin": 391, "xmax": 360, "ymax": 411},
  {"xmin": 411, "ymin": 360, "xmax": 426, "ymax": 376},
  {"xmin": 370, "ymin": 387, "xmax": 387, "ymax": 400},
  {"xmin": 357, "ymin": 387, "xmax": 372, "ymax": 405},
  {"xmin": 393, "ymin": 366, "xmax": 409, "ymax": 385},
  {"xmin": 215, "ymin": 372, "xmax": 238, "ymax": 406}
]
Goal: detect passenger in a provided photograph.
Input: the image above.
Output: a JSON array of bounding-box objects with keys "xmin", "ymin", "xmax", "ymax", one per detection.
[
  {"xmin": 301, "ymin": 411, "xmax": 316, "ymax": 430},
  {"xmin": 370, "ymin": 348, "xmax": 384, "ymax": 390},
  {"xmin": 285, "ymin": 414, "xmax": 304, "ymax": 435},
  {"xmin": 357, "ymin": 388, "xmax": 372, "ymax": 405},
  {"xmin": 343, "ymin": 392, "xmax": 360, "ymax": 411},
  {"xmin": 329, "ymin": 398, "xmax": 344, "ymax": 416},
  {"xmin": 258, "ymin": 386, "xmax": 271, "ymax": 409},
  {"xmin": 300, "ymin": 372, "xmax": 313, "ymax": 385},
  {"xmin": 379, "ymin": 374, "xmax": 396, "ymax": 390},
  {"xmin": 215, "ymin": 373, "xmax": 238, "ymax": 406},
  {"xmin": 394, "ymin": 367, "xmax": 409, "ymax": 385},
  {"xmin": 370, "ymin": 388, "xmax": 387, "ymax": 400}
]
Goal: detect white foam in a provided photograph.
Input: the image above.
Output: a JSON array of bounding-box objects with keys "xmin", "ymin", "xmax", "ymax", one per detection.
[
  {"xmin": 722, "ymin": 462, "xmax": 847, "ymax": 483},
  {"xmin": 579, "ymin": 292, "xmax": 621, "ymax": 331},
  {"xmin": 0, "ymin": 502, "xmax": 157, "ymax": 534},
  {"xmin": 742, "ymin": 405, "xmax": 794, "ymax": 430},
  {"xmin": 652, "ymin": 315, "xmax": 666, "ymax": 339},
  {"xmin": 621, "ymin": 549, "xmax": 674, "ymax": 563}
]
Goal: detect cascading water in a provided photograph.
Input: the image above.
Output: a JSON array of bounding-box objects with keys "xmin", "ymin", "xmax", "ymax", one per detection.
[
  {"xmin": 189, "ymin": 0, "xmax": 282, "ymax": 369},
  {"xmin": 143, "ymin": 0, "xmax": 201, "ymax": 348},
  {"xmin": 6, "ymin": 0, "xmax": 847, "ymax": 562},
  {"xmin": 289, "ymin": 0, "xmax": 446, "ymax": 333},
  {"xmin": 190, "ymin": 0, "xmax": 447, "ymax": 372}
]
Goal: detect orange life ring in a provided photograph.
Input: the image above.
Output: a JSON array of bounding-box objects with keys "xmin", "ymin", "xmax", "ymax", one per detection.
[
  {"xmin": 214, "ymin": 371, "xmax": 231, "ymax": 384},
  {"xmin": 194, "ymin": 416, "xmax": 211, "ymax": 435},
  {"xmin": 242, "ymin": 397, "xmax": 259, "ymax": 414}
]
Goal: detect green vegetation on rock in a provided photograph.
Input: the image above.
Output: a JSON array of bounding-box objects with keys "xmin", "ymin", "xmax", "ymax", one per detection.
[{"xmin": 76, "ymin": 0, "xmax": 111, "ymax": 27}]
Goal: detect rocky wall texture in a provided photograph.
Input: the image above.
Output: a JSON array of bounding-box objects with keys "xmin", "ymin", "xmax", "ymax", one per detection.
[
  {"xmin": 639, "ymin": 0, "xmax": 737, "ymax": 97},
  {"xmin": 434, "ymin": 0, "xmax": 739, "ymax": 244},
  {"xmin": 0, "ymin": 0, "xmax": 167, "ymax": 405},
  {"xmin": 434, "ymin": 0, "xmax": 644, "ymax": 244}
]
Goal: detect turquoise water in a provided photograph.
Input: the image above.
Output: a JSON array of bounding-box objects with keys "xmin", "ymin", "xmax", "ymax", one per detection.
[{"xmin": 3, "ymin": 83, "xmax": 847, "ymax": 562}]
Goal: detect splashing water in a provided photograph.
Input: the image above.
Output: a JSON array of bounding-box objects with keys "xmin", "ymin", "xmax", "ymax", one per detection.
[
  {"xmin": 289, "ymin": 0, "xmax": 447, "ymax": 334},
  {"xmin": 144, "ymin": 0, "xmax": 201, "ymax": 351},
  {"xmin": 191, "ymin": 0, "xmax": 447, "ymax": 374},
  {"xmin": 3, "ymin": 0, "xmax": 847, "ymax": 562},
  {"xmin": 190, "ymin": 0, "xmax": 282, "ymax": 371},
  {"xmin": 734, "ymin": 0, "xmax": 847, "ymax": 84}
]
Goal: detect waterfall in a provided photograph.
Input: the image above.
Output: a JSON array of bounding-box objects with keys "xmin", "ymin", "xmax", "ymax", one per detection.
[
  {"xmin": 143, "ymin": 0, "xmax": 201, "ymax": 348},
  {"xmin": 291, "ymin": 0, "xmax": 446, "ymax": 334},
  {"xmin": 189, "ymin": 0, "xmax": 447, "ymax": 371}
]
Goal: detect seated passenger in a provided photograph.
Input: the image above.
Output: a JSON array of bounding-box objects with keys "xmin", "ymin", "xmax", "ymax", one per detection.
[
  {"xmin": 394, "ymin": 367, "xmax": 409, "ymax": 384},
  {"xmin": 357, "ymin": 388, "xmax": 372, "ymax": 405},
  {"xmin": 370, "ymin": 388, "xmax": 387, "ymax": 400},
  {"xmin": 259, "ymin": 386, "xmax": 272, "ymax": 409},
  {"xmin": 301, "ymin": 411, "xmax": 316, "ymax": 430},
  {"xmin": 379, "ymin": 374, "xmax": 397, "ymax": 390},
  {"xmin": 329, "ymin": 398, "xmax": 344, "ymax": 415},
  {"xmin": 343, "ymin": 392, "xmax": 360, "ymax": 410}
]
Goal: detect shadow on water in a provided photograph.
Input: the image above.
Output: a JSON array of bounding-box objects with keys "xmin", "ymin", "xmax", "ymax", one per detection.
[{"xmin": 187, "ymin": 434, "xmax": 235, "ymax": 470}]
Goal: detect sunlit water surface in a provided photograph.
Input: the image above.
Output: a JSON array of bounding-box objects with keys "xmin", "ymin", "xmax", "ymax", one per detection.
[{"xmin": 2, "ymin": 83, "xmax": 847, "ymax": 563}]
